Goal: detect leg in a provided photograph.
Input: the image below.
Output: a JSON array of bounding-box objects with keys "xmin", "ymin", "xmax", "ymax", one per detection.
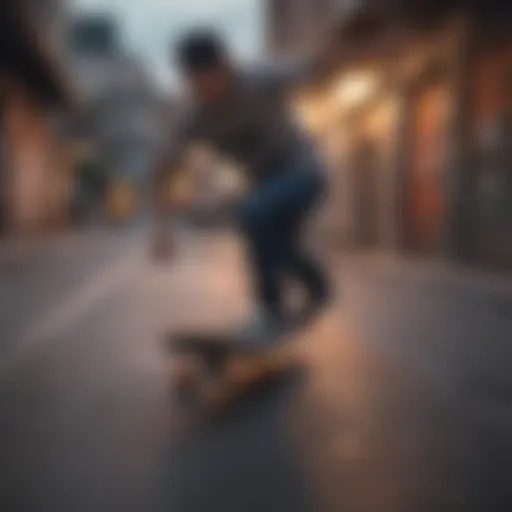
[
  {"xmin": 238, "ymin": 163, "xmax": 330, "ymax": 323},
  {"xmin": 283, "ymin": 227, "xmax": 330, "ymax": 307},
  {"xmin": 274, "ymin": 174, "xmax": 330, "ymax": 321},
  {"xmin": 239, "ymin": 191, "xmax": 287, "ymax": 320}
]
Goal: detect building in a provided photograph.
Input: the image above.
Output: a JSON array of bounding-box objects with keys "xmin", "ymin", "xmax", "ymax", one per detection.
[
  {"xmin": 23, "ymin": 0, "xmax": 70, "ymax": 58},
  {"xmin": 266, "ymin": 0, "xmax": 344, "ymax": 58},
  {"xmin": 0, "ymin": 0, "xmax": 73, "ymax": 235},
  {"xmin": 266, "ymin": 0, "xmax": 512, "ymax": 269},
  {"xmin": 266, "ymin": 0, "xmax": 375, "ymax": 245},
  {"xmin": 67, "ymin": 14, "xmax": 121, "ymax": 99},
  {"xmin": 88, "ymin": 61, "xmax": 166, "ymax": 183},
  {"xmin": 67, "ymin": 14, "xmax": 166, "ymax": 220}
]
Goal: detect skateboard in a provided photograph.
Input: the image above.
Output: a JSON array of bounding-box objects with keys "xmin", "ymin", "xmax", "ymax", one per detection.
[{"xmin": 165, "ymin": 326, "xmax": 306, "ymax": 424}]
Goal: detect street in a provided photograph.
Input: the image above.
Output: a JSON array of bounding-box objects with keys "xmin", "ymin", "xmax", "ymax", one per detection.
[{"xmin": 0, "ymin": 228, "xmax": 511, "ymax": 512}]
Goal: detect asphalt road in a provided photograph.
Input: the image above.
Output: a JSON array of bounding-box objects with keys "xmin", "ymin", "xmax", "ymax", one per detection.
[{"xmin": 0, "ymin": 228, "xmax": 511, "ymax": 512}]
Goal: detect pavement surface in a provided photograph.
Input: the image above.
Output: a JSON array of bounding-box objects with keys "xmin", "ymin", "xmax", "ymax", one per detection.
[{"xmin": 0, "ymin": 228, "xmax": 511, "ymax": 512}]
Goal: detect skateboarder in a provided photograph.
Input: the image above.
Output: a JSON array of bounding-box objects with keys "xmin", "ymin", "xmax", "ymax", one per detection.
[{"xmin": 152, "ymin": 28, "xmax": 335, "ymax": 347}]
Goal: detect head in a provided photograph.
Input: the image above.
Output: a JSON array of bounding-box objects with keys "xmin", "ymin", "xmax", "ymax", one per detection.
[{"xmin": 175, "ymin": 29, "xmax": 234, "ymax": 106}]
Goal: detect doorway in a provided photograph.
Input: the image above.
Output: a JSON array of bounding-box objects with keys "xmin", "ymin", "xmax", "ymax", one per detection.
[{"xmin": 406, "ymin": 81, "xmax": 449, "ymax": 253}]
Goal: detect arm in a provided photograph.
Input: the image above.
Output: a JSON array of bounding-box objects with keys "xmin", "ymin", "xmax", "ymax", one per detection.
[
  {"xmin": 152, "ymin": 151, "xmax": 180, "ymax": 229},
  {"xmin": 150, "ymin": 110, "xmax": 192, "ymax": 259},
  {"xmin": 150, "ymin": 151, "xmax": 182, "ymax": 260}
]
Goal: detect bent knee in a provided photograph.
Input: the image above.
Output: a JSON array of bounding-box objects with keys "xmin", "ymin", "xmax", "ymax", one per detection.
[{"xmin": 238, "ymin": 201, "xmax": 273, "ymax": 236}]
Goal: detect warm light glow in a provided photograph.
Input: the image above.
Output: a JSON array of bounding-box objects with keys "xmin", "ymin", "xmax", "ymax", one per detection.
[
  {"xmin": 294, "ymin": 94, "xmax": 329, "ymax": 134},
  {"xmin": 331, "ymin": 72, "xmax": 378, "ymax": 109}
]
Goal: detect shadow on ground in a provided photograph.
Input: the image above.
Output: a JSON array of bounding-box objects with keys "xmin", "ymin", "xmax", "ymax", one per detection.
[{"xmin": 159, "ymin": 369, "xmax": 323, "ymax": 512}]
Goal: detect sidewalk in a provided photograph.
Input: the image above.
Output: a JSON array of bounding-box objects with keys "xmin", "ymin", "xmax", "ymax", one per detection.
[
  {"xmin": 338, "ymin": 249, "xmax": 512, "ymax": 312},
  {"xmin": 0, "ymin": 234, "xmax": 50, "ymax": 269},
  {"xmin": 161, "ymin": 233, "xmax": 512, "ymax": 512},
  {"xmin": 157, "ymin": 227, "xmax": 512, "ymax": 310},
  {"xmin": 0, "ymin": 227, "xmax": 140, "ymax": 273}
]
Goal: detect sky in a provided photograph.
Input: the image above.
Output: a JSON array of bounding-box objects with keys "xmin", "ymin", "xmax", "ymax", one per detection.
[{"xmin": 72, "ymin": 0, "xmax": 264, "ymax": 90}]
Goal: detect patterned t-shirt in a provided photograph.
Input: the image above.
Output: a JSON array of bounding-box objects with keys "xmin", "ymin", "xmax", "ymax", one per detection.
[{"xmin": 166, "ymin": 58, "xmax": 317, "ymax": 182}]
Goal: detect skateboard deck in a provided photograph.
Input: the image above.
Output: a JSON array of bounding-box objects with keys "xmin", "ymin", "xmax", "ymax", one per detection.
[{"xmin": 166, "ymin": 327, "xmax": 306, "ymax": 425}]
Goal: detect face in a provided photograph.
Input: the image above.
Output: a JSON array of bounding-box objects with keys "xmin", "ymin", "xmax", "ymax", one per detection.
[{"xmin": 186, "ymin": 63, "xmax": 233, "ymax": 106}]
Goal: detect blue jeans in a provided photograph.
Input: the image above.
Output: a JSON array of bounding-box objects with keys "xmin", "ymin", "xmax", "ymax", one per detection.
[{"xmin": 237, "ymin": 159, "xmax": 329, "ymax": 321}]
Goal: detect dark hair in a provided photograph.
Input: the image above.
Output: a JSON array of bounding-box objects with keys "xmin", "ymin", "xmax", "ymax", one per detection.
[{"xmin": 175, "ymin": 29, "xmax": 226, "ymax": 74}]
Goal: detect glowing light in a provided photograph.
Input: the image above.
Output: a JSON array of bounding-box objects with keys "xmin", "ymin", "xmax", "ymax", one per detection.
[
  {"xmin": 331, "ymin": 72, "xmax": 378, "ymax": 108},
  {"xmin": 294, "ymin": 94, "xmax": 329, "ymax": 134}
]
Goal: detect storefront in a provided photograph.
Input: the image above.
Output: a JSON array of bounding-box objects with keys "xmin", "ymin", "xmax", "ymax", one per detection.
[
  {"xmin": 293, "ymin": 87, "xmax": 343, "ymax": 241},
  {"xmin": 406, "ymin": 76, "xmax": 450, "ymax": 254},
  {"xmin": 2, "ymin": 85, "xmax": 71, "ymax": 232},
  {"xmin": 0, "ymin": 2, "xmax": 71, "ymax": 234},
  {"xmin": 349, "ymin": 96, "xmax": 397, "ymax": 248},
  {"xmin": 471, "ymin": 41, "xmax": 512, "ymax": 267},
  {"xmin": 294, "ymin": 70, "xmax": 398, "ymax": 248}
]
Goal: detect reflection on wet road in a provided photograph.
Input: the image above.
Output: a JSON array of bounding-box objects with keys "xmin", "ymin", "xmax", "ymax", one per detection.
[{"xmin": 0, "ymin": 231, "xmax": 511, "ymax": 511}]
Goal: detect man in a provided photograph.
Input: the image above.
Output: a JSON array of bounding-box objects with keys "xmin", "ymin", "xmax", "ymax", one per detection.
[{"xmin": 153, "ymin": 29, "xmax": 334, "ymax": 347}]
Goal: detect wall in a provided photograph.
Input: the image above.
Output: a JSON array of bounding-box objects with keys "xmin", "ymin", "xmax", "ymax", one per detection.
[
  {"xmin": 0, "ymin": 1, "xmax": 72, "ymax": 235},
  {"xmin": 342, "ymin": 93, "xmax": 397, "ymax": 246},
  {"xmin": 470, "ymin": 39, "xmax": 512, "ymax": 266},
  {"xmin": 2, "ymin": 86, "xmax": 71, "ymax": 232},
  {"xmin": 266, "ymin": 0, "xmax": 341, "ymax": 56},
  {"xmin": 388, "ymin": 14, "xmax": 468, "ymax": 257},
  {"xmin": 69, "ymin": 18, "xmax": 163, "ymax": 191}
]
